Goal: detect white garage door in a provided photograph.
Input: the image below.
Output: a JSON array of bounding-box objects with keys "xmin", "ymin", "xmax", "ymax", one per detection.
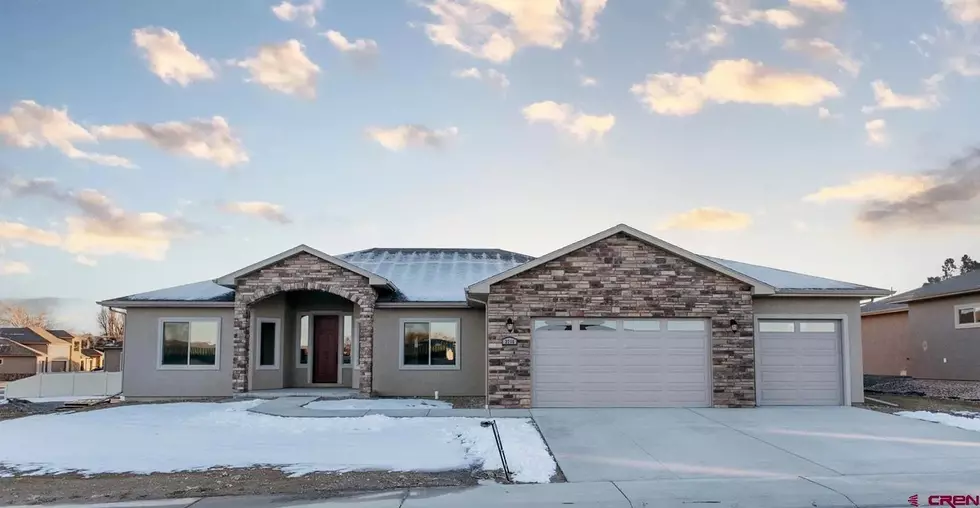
[
  {"xmin": 532, "ymin": 318, "xmax": 711, "ymax": 408},
  {"xmin": 757, "ymin": 320, "xmax": 843, "ymax": 406}
]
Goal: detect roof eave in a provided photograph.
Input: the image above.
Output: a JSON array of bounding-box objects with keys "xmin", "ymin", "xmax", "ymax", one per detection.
[
  {"xmin": 861, "ymin": 307, "xmax": 909, "ymax": 317},
  {"xmin": 769, "ymin": 288, "xmax": 894, "ymax": 298},
  {"xmin": 890, "ymin": 287, "xmax": 980, "ymax": 304},
  {"xmin": 97, "ymin": 300, "xmax": 235, "ymax": 308}
]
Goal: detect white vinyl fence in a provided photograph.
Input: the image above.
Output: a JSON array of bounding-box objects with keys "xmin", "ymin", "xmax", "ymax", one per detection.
[{"xmin": 3, "ymin": 372, "xmax": 122, "ymax": 399}]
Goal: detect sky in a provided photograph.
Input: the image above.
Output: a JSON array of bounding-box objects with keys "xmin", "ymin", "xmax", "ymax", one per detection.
[{"xmin": 1, "ymin": 0, "xmax": 979, "ymax": 332}]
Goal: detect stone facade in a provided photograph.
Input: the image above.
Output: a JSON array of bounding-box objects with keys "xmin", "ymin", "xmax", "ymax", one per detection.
[
  {"xmin": 485, "ymin": 232, "xmax": 755, "ymax": 409},
  {"xmin": 232, "ymin": 252, "xmax": 377, "ymax": 395}
]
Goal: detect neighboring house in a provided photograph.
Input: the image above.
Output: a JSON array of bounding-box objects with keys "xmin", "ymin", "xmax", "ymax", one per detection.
[
  {"xmin": 99, "ymin": 345, "xmax": 123, "ymax": 372},
  {"xmin": 0, "ymin": 327, "xmax": 71, "ymax": 372},
  {"xmin": 98, "ymin": 224, "xmax": 889, "ymax": 408},
  {"xmin": 0, "ymin": 337, "xmax": 45, "ymax": 381},
  {"xmin": 862, "ymin": 270, "xmax": 980, "ymax": 381},
  {"xmin": 48, "ymin": 329, "xmax": 89, "ymax": 371},
  {"xmin": 80, "ymin": 349, "xmax": 104, "ymax": 371}
]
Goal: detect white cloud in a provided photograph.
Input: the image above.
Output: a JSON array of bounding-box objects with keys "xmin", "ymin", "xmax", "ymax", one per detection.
[
  {"xmin": 864, "ymin": 79, "xmax": 940, "ymax": 112},
  {"xmin": 574, "ymin": 0, "xmax": 609, "ymax": 40},
  {"xmin": 951, "ymin": 56, "xmax": 980, "ymax": 76},
  {"xmin": 233, "ymin": 40, "xmax": 320, "ymax": 99},
  {"xmin": 803, "ymin": 173, "xmax": 935, "ymax": 202},
  {"xmin": 942, "ymin": 0, "xmax": 980, "ymax": 23},
  {"xmin": 0, "ymin": 261, "xmax": 30, "ymax": 275},
  {"xmin": 366, "ymin": 125, "xmax": 459, "ymax": 151},
  {"xmin": 75, "ymin": 255, "xmax": 97, "ymax": 267},
  {"xmin": 580, "ymin": 75, "xmax": 598, "ymax": 86},
  {"xmin": 659, "ymin": 207, "xmax": 752, "ymax": 231},
  {"xmin": 788, "ymin": 0, "xmax": 846, "ymax": 13},
  {"xmin": 522, "ymin": 101, "xmax": 615, "ymax": 141},
  {"xmin": 0, "ymin": 221, "xmax": 61, "ymax": 247},
  {"xmin": 271, "ymin": 0, "xmax": 323, "ymax": 27},
  {"xmin": 783, "ymin": 38, "xmax": 861, "ymax": 76},
  {"xmin": 322, "ymin": 30, "xmax": 380, "ymax": 58},
  {"xmin": 668, "ymin": 25, "xmax": 729, "ymax": 52},
  {"xmin": 715, "ymin": 1, "xmax": 803, "ymax": 29},
  {"xmin": 865, "ymin": 119, "xmax": 887, "ymax": 145},
  {"xmin": 92, "ymin": 116, "xmax": 248, "ymax": 168},
  {"xmin": 0, "ymin": 100, "xmax": 134, "ymax": 168},
  {"xmin": 451, "ymin": 67, "xmax": 510, "ymax": 88},
  {"xmin": 220, "ymin": 201, "xmax": 292, "ymax": 224},
  {"xmin": 630, "ymin": 59, "xmax": 840, "ymax": 116},
  {"xmin": 817, "ymin": 107, "xmax": 840, "ymax": 119},
  {"xmin": 132, "ymin": 27, "xmax": 215, "ymax": 86}
]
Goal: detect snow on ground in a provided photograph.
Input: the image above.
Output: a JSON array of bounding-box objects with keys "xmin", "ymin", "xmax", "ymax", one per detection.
[
  {"xmin": 0, "ymin": 400, "xmax": 555, "ymax": 483},
  {"xmin": 304, "ymin": 398, "xmax": 451, "ymax": 410},
  {"xmin": 897, "ymin": 411, "xmax": 980, "ymax": 432}
]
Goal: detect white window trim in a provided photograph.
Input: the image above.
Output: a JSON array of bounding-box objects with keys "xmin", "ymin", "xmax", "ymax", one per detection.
[
  {"xmin": 399, "ymin": 317, "xmax": 461, "ymax": 371},
  {"xmin": 156, "ymin": 317, "xmax": 221, "ymax": 371},
  {"xmin": 954, "ymin": 302, "xmax": 980, "ymax": 330},
  {"xmin": 296, "ymin": 314, "xmax": 310, "ymax": 367},
  {"xmin": 342, "ymin": 315, "xmax": 358, "ymax": 369},
  {"xmin": 254, "ymin": 317, "xmax": 281, "ymax": 370}
]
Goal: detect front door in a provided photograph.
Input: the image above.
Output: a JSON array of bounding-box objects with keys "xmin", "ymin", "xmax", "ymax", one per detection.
[{"xmin": 313, "ymin": 315, "xmax": 339, "ymax": 383}]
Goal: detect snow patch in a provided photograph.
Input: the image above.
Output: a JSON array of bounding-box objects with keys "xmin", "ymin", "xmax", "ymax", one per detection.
[
  {"xmin": 897, "ymin": 411, "xmax": 980, "ymax": 432},
  {"xmin": 304, "ymin": 398, "xmax": 451, "ymax": 410},
  {"xmin": 0, "ymin": 400, "xmax": 555, "ymax": 483}
]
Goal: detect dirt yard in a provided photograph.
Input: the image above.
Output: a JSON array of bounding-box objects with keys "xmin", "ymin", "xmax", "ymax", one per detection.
[{"xmin": 862, "ymin": 392, "xmax": 980, "ymax": 415}]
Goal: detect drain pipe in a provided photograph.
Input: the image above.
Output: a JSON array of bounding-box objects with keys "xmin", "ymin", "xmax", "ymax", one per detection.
[{"xmin": 466, "ymin": 293, "xmax": 490, "ymax": 410}]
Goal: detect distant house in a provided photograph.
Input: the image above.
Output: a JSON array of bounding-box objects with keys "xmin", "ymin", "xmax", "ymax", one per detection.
[
  {"xmin": 99, "ymin": 344, "xmax": 123, "ymax": 372},
  {"xmin": 0, "ymin": 337, "xmax": 46, "ymax": 381},
  {"xmin": 80, "ymin": 348, "xmax": 103, "ymax": 371},
  {"xmin": 862, "ymin": 270, "xmax": 980, "ymax": 381},
  {"xmin": 0, "ymin": 327, "xmax": 71, "ymax": 372}
]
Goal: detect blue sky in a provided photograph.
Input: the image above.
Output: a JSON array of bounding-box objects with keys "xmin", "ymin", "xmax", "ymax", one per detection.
[{"xmin": 1, "ymin": 0, "xmax": 979, "ymax": 331}]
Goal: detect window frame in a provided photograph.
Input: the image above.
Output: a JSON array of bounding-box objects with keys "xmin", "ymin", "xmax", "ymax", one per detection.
[
  {"xmin": 295, "ymin": 311, "xmax": 357, "ymax": 381},
  {"xmin": 156, "ymin": 317, "xmax": 221, "ymax": 371},
  {"xmin": 398, "ymin": 317, "xmax": 461, "ymax": 371},
  {"xmin": 254, "ymin": 317, "xmax": 281, "ymax": 370},
  {"xmin": 954, "ymin": 302, "xmax": 980, "ymax": 330}
]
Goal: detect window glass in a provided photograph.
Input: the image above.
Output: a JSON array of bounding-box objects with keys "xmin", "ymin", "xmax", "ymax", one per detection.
[
  {"xmin": 623, "ymin": 320, "xmax": 660, "ymax": 332},
  {"xmin": 161, "ymin": 322, "xmax": 190, "ymax": 365},
  {"xmin": 343, "ymin": 315, "xmax": 353, "ymax": 365},
  {"xmin": 667, "ymin": 320, "xmax": 705, "ymax": 331},
  {"xmin": 580, "ymin": 320, "xmax": 617, "ymax": 331},
  {"xmin": 959, "ymin": 308, "xmax": 977, "ymax": 325},
  {"xmin": 403, "ymin": 321, "xmax": 458, "ymax": 367},
  {"xmin": 259, "ymin": 321, "xmax": 277, "ymax": 366},
  {"xmin": 759, "ymin": 322, "xmax": 795, "ymax": 333},
  {"xmin": 188, "ymin": 321, "xmax": 218, "ymax": 365},
  {"xmin": 429, "ymin": 321, "xmax": 457, "ymax": 366},
  {"xmin": 403, "ymin": 322, "xmax": 430, "ymax": 366},
  {"xmin": 534, "ymin": 319, "xmax": 572, "ymax": 331},
  {"xmin": 73, "ymin": 342, "xmax": 80, "ymax": 351},
  {"xmin": 799, "ymin": 322, "xmax": 835, "ymax": 333},
  {"xmin": 299, "ymin": 315, "xmax": 309, "ymax": 365}
]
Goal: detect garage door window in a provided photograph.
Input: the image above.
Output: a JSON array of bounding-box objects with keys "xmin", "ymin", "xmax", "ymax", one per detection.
[
  {"xmin": 623, "ymin": 320, "xmax": 660, "ymax": 332},
  {"xmin": 400, "ymin": 319, "xmax": 460, "ymax": 370},
  {"xmin": 800, "ymin": 322, "xmax": 835, "ymax": 332},
  {"xmin": 759, "ymin": 322, "xmax": 794, "ymax": 333},
  {"xmin": 580, "ymin": 320, "xmax": 617, "ymax": 331},
  {"xmin": 667, "ymin": 320, "xmax": 705, "ymax": 331},
  {"xmin": 534, "ymin": 319, "xmax": 572, "ymax": 331}
]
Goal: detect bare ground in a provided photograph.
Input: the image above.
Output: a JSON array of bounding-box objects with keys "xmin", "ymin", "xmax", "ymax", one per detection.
[{"xmin": 861, "ymin": 392, "xmax": 980, "ymax": 415}]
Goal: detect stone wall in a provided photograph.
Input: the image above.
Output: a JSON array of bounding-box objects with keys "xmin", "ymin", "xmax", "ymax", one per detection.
[
  {"xmin": 232, "ymin": 252, "xmax": 377, "ymax": 395},
  {"xmin": 486, "ymin": 232, "xmax": 755, "ymax": 408}
]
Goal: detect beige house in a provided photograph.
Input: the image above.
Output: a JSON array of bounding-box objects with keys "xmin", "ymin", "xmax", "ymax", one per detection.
[
  {"xmin": 0, "ymin": 327, "xmax": 71, "ymax": 372},
  {"xmin": 99, "ymin": 224, "xmax": 889, "ymax": 408}
]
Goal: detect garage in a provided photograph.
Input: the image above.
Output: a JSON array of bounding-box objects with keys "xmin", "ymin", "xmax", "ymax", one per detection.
[
  {"xmin": 531, "ymin": 318, "xmax": 711, "ymax": 408},
  {"xmin": 757, "ymin": 319, "xmax": 843, "ymax": 406}
]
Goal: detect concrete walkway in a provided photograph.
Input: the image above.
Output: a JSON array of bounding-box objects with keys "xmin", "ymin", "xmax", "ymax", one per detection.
[{"xmin": 247, "ymin": 396, "xmax": 531, "ymax": 418}]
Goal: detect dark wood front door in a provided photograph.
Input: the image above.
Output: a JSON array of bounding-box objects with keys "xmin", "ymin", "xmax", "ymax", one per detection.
[{"xmin": 313, "ymin": 315, "xmax": 339, "ymax": 383}]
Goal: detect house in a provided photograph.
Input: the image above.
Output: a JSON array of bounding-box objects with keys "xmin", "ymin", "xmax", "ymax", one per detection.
[
  {"xmin": 48, "ymin": 329, "xmax": 91, "ymax": 371},
  {"xmin": 80, "ymin": 349, "xmax": 104, "ymax": 371},
  {"xmin": 98, "ymin": 224, "xmax": 890, "ymax": 408},
  {"xmin": 99, "ymin": 344, "xmax": 123, "ymax": 372},
  {"xmin": 0, "ymin": 327, "xmax": 71, "ymax": 372},
  {"xmin": 862, "ymin": 270, "xmax": 980, "ymax": 381},
  {"xmin": 0, "ymin": 337, "xmax": 45, "ymax": 381}
]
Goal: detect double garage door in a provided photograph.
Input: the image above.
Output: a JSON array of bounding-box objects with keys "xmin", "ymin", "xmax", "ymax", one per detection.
[{"xmin": 531, "ymin": 317, "xmax": 843, "ymax": 407}]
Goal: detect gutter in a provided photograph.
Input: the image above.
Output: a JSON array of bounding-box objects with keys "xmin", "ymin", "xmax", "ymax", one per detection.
[
  {"xmin": 375, "ymin": 301, "xmax": 472, "ymax": 309},
  {"xmin": 96, "ymin": 300, "xmax": 234, "ymax": 308},
  {"xmin": 466, "ymin": 293, "xmax": 490, "ymax": 410},
  {"xmin": 860, "ymin": 307, "xmax": 909, "ymax": 317},
  {"xmin": 767, "ymin": 289, "xmax": 894, "ymax": 298},
  {"xmin": 888, "ymin": 288, "xmax": 980, "ymax": 305}
]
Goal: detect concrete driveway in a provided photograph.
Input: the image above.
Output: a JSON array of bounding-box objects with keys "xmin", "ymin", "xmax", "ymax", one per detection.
[{"xmin": 531, "ymin": 406, "xmax": 980, "ymax": 482}]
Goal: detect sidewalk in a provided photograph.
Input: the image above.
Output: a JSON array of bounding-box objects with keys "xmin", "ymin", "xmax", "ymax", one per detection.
[
  {"xmin": 247, "ymin": 396, "xmax": 531, "ymax": 418},
  {"xmin": 10, "ymin": 471, "xmax": 979, "ymax": 508}
]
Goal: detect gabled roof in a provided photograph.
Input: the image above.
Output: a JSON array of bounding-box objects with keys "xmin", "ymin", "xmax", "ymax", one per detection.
[
  {"xmin": 81, "ymin": 348, "xmax": 103, "ymax": 358},
  {"xmin": 100, "ymin": 280, "xmax": 236, "ymax": 307},
  {"xmin": 861, "ymin": 294, "xmax": 911, "ymax": 316},
  {"xmin": 48, "ymin": 329, "xmax": 75, "ymax": 341},
  {"xmin": 888, "ymin": 270, "xmax": 980, "ymax": 304},
  {"xmin": 213, "ymin": 244, "xmax": 396, "ymax": 288},
  {"xmin": 0, "ymin": 327, "xmax": 68, "ymax": 345},
  {"xmin": 0, "ymin": 337, "xmax": 43, "ymax": 357},
  {"xmin": 467, "ymin": 224, "xmax": 778, "ymax": 295},
  {"xmin": 706, "ymin": 257, "xmax": 892, "ymax": 297}
]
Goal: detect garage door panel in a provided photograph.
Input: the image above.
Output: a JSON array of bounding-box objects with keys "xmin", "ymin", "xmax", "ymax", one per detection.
[{"xmin": 758, "ymin": 319, "xmax": 842, "ymax": 406}]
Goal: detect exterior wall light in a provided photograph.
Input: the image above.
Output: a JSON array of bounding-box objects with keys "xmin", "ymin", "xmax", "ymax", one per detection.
[
  {"xmin": 505, "ymin": 318, "xmax": 515, "ymax": 333},
  {"xmin": 730, "ymin": 319, "xmax": 739, "ymax": 333}
]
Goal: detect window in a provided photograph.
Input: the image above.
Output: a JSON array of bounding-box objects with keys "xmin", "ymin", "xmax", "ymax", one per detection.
[
  {"xmin": 955, "ymin": 303, "xmax": 980, "ymax": 329},
  {"xmin": 298, "ymin": 315, "xmax": 309, "ymax": 365},
  {"xmin": 799, "ymin": 322, "xmax": 835, "ymax": 333},
  {"xmin": 759, "ymin": 322, "xmax": 795, "ymax": 333},
  {"xmin": 343, "ymin": 315, "xmax": 353, "ymax": 365},
  {"xmin": 400, "ymin": 318, "xmax": 460, "ymax": 370},
  {"xmin": 623, "ymin": 320, "xmax": 661, "ymax": 332},
  {"xmin": 534, "ymin": 319, "xmax": 572, "ymax": 331},
  {"xmin": 158, "ymin": 318, "xmax": 219, "ymax": 369},
  {"xmin": 256, "ymin": 318, "xmax": 280, "ymax": 369},
  {"xmin": 73, "ymin": 342, "xmax": 80, "ymax": 352},
  {"xmin": 667, "ymin": 320, "xmax": 706, "ymax": 331},
  {"xmin": 580, "ymin": 320, "xmax": 617, "ymax": 331}
]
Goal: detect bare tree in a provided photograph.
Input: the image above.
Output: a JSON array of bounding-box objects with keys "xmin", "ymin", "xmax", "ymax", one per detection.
[
  {"xmin": 0, "ymin": 304, "xmax": 53, "ymax": 328},
  {"xmin": 97, "ymin": 307, "xmax": 124, "ymax": 341}
]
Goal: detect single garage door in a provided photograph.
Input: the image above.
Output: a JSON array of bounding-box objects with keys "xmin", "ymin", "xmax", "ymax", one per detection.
[
  {"xmin": 532, "ymin": 318, "xmax": 711, "ymax": 408},
  {"xmin": 757, "ymin": 319, "xmax": 843, "ymax": 406}
]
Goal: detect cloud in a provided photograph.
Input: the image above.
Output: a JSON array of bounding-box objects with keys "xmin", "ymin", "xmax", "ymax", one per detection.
[
  {"xmin": 659, "ymin": 207, "xmax": 752, "ymax": 231},
  {"xmin": 75, "ymin": 255, "xmax": 97, "ymax": 267},
  {"xmin": 451, "ymin": 67, "xmax": 510, "ymax": 88},
  {"xmin": 788, "ymin": 0, "xmax": 846, "ymax": 13},
  {"xmin": 271, "ymin": 0, "xmax": 323, "ymax": 27},
  {"xmin": 580, "ymin": 75, "xmax": 598, "ymax": 86},
  {"xmin": 942, "ymin": 0, "xmax": 980, "ymax": 23},
  {"xmin": 220, "ymin": 201, "xmax": 292, "ymax": 224},
  {"xmin": 322, "ymin": 30, "xmax": 380, "ymax": 60},
  {"xmin": 521, "ymin": 101, "xmax": 615, "ymax": 141},
  {"xmin": 366, "ymin": 125, "xmax": 459, "ymax": 151},
  {"xmin": 951, "ymin": 56, "xmax": 980, "ymax": 76},
  {"xmin": 0, "ymin": 221, "xmax": 61, "ymax": 247},
  {"xmin": 668, "ymin": 24, "xmax": 729, "ymax": 52},
  {"xmin": 783, "ymin": 38, "xmax": 860, "ymax": 76},
  {"xmin": 817, "ymin": 107, "xmax": 840, "ymax": 119},
  {"xmin": 803, "ymin": 174, "xmax": 936, "ymax": 203},
  {"xmin": 715, "ymin": 1, "xmax": 803, "ymax": 29},
  {"xmin": 0, "ymin": 261, "xmax": 30, "ymax": 275},
  {"xmin": 0, "ymin": 100, "xmax": 134, "ymax": 168},
  {"xmin": 91, "ymin": 116, "xmax": 248, "ymax": 168},
  {"xmin": 630, "ymin": 59, "xmax": 840, "ymax": 116},
  {"xmin": 574, "ymin": 0, "xmax": 608, "ymax": 40},
  {"xmin": 857, "ymin": 149, "xmax": 980, "ymax": 227},
  {"xmin": 863, "ymin": 79, "xmax": 941, "ymax": 112},
  {"xmin": 132, "ymin": 27, "xmax": 216, "ymax": 86},
  {"xmin": 865, "ymin": 119, "xmax": 887, "ymax": 145},
  {"xmin": 233, "ymin": 40, "xmax": 320, "ymax": 99}
]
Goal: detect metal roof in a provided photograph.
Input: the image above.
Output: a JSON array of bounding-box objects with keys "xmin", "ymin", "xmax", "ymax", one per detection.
[
  {"xmin": 704, "ymin": 256, "xmax": 890, "ymax": 295},
  {"xmin": 888, "ymin": 270, "xmax": 980, "ymax": 304},
  {"xmin": 103, "ymin": 281, "xmax": 235, "ymax": 304}
]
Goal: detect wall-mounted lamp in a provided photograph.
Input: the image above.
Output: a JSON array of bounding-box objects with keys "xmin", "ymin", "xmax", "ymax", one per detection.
[
  {"xmin": 505, "ymin": 318, "xmax": 515, "ymax": 333},
  {"xmin": 729, "ymin": 319, "xmax": 739, "ymax": 333}
]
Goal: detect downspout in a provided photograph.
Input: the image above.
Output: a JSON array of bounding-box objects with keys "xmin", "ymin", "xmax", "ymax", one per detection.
[
  {"xmin": 466, "ymin": 292, "xmax": 490, "ymax": 410},
  {"xmin": 110, "ymin": 307, "xmax": 127, "ymax": 398}
]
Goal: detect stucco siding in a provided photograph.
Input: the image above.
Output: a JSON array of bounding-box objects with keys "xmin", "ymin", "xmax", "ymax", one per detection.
[
  {"xmin": 752, "ymin": 297, "xmax": 863, "ymax": 403},
  {"xmin": 103, "ymin": 349, "xmax": 123, "ymax": 372},
  {"xmin": 861, "ymin": 312, "xmax": 910, "ymax": 376},
  {"xmin": 373, "ymin": 308, "xmax": 486, "ymax": 397},
  {"xmin": 250, "ymin": 294, "xmax": 286, "ymax": 391},
  {"xmin": 908, "ymin": 294, "xmax": 980, "ymax": 380},
  {"xmin": 122, "ymin": 307, "xmax": 234, "ymax": 398}
]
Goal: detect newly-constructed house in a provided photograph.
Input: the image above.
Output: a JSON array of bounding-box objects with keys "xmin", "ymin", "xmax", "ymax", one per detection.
[
  {"xmin": 862, "ymin": 270, "xmax": 980, "ymax": 381},
  {"xmin": 99, "ymin": 224, "xmax": 890, "ymax": 408}
]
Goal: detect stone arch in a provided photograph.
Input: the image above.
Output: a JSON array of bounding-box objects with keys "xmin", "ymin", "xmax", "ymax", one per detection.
[{"xmin": 244, "ymin": 282, "xmax": 371, "ymax": 309}]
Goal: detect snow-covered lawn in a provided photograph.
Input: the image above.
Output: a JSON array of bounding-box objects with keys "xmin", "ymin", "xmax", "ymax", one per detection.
[
  {"xmin": 897, "ymin": 411, "xmax": 980, "ymax": 432},
  {"xmin": 304, "ymin": 398, "xmax": 451, "ymax": 410},
  {"xmin": 0, "ymin": 400, "xmax": 555, "ymax": 483}
]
